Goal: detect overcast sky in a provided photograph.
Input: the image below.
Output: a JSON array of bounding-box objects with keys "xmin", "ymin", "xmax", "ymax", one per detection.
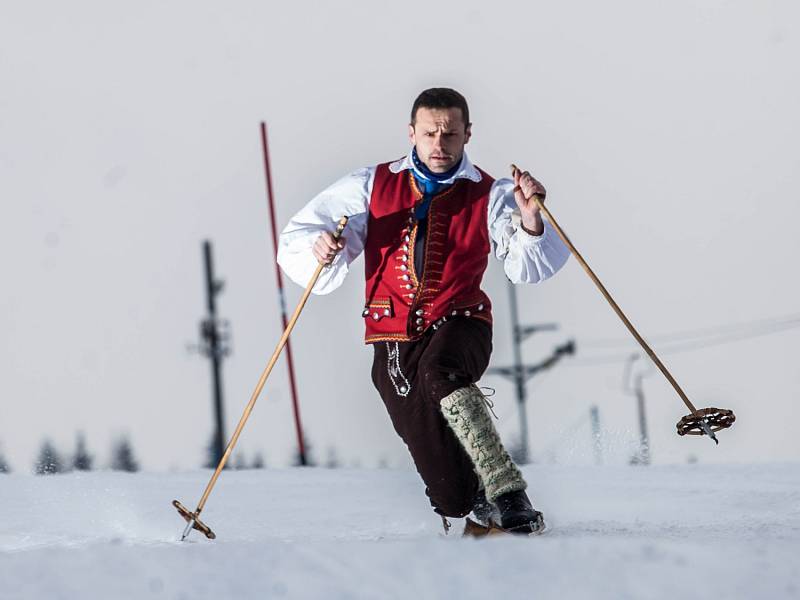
[{"xmin": 1, "ymin": 1, "xmax": 798, "ymax": 472}]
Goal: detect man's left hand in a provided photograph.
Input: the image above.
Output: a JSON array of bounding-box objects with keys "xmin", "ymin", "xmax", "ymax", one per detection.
[{"xmin": 512, "ymin": 165, "xmax": 546, "ymax": 236}]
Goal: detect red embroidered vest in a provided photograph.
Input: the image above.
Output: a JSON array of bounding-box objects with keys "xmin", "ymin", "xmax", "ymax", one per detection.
[{"xmin": 362, "ymin": 161, "xmax": 494, "ymax": 344}]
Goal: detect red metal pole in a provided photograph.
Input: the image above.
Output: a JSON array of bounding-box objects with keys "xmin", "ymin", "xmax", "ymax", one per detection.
[{"xmin": 260, "ymin": 121, "xmax": 307, "ymax": 465}]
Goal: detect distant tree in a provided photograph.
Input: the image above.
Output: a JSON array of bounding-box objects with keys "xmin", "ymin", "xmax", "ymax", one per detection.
[
  {"xmin": 251, "ymin": 453, "xmax": 266, "ymax": 469},
  {"xmin": 376, "ymin": 456, "xmax": 389, "ymax": 469},
  {"xmin": 0, "ymin": 447, "xmax": 10, "ymax": 473},
  {"xmin": 35, "ymin": 439, "xmax": 64, "ymax": 475},
  {"xmin": 232, "ymin": 452, "xmax": 247, "ymax": 470},
  {"xmin": 111, "ymin": 436, "xmax": 139, "ymax": 472},
  {"xmin": 324, "ymin": 446, "xmax": 340, "ymax": 469},
  {"xmin": 72, "ymin": 432, "xmax": 93, "ymax": 471}
]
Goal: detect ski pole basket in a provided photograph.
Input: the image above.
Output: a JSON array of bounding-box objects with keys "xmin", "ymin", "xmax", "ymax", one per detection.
[
  {"xmin": 676, "ymin": 408, "xmax": 736, "ymax": 444},
  {"xmin": 173, "ymin": 500, "xmax": 216, "ymax": 540}
]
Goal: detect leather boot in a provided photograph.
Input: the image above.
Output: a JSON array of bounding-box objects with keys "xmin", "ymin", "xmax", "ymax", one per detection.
[{"xmin": 494, "ymin": 489, "xmax": 545, "ymax": 534}]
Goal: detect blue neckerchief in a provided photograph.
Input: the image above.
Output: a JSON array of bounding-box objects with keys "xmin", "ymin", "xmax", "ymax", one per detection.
[
  {"xmin": 410, "ymin": 147, "xmax": 459, "ymax": 219},
  {"xmin": 411, "ymin": 176, "xmax": 437, "ymax": 220},
  {"xmin": 411, "ymin": 147, "xmax": 460, "ymax": 183}
]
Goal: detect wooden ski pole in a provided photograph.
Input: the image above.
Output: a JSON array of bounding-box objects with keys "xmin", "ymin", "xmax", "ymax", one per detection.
[
  {"xmin": 510, "ymin": 165, "xmax": 734, "ymax": 441},
  {"xmin": 174, "ymin": 216, "xmax": 349, "ymax": 541}
]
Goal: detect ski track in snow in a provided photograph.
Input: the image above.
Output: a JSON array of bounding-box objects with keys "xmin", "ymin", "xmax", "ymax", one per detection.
[{"xmin": 1, "ymin": 464, "xmax": 799, "ymax": 600}]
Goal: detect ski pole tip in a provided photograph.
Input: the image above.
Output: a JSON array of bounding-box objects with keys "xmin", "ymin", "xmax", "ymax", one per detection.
[{"xmin": 180, "ymin": 519, "xmax": 195, "ymax": 542}]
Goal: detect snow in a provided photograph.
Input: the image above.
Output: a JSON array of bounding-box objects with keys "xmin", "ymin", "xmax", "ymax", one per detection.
[{"xmin": 1, "ymin": 464, "xmax": 799, "ymax": 599}]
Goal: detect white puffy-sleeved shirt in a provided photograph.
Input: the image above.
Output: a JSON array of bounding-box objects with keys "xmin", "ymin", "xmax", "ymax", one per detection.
[{"xmin": 277, "ymin": 152, "xmax": 570, "ymax": 294}]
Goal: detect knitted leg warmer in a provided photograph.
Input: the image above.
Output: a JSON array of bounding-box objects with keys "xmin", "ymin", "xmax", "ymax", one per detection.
[{"xmin": 440, "ymin": 384, "xmax": 526, "ymax": 502}]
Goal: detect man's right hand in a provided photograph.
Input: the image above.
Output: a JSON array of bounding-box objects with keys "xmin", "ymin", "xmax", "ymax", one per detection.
[{"xmin": 313, "ymin": 231, "xmax": 346, "ymax": 265}]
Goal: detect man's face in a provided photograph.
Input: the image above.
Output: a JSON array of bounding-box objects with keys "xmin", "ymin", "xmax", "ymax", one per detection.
[{"xmin": 408, "ymin": 107, "xmax": 471, "ymax": 173}]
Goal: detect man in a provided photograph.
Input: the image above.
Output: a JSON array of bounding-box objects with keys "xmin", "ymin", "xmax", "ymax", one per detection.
[{"xmin": 278, "ymin": 88, "xmax": 570, "ymax": 534}]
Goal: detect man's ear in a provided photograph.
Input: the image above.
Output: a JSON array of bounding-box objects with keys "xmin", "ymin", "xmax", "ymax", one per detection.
[
  {"xmin": 464, "ymin": 123, "xmax": 472, "ymax": 144},
  {"xmin": 408, "ymin": 123, "xmax": 415, "ymax": 144}
]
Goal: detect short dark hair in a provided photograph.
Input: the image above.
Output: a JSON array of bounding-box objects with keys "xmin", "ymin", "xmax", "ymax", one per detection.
[{"xmin": 410, "ymin": 88, "xmax": 470, "ymax": 129}]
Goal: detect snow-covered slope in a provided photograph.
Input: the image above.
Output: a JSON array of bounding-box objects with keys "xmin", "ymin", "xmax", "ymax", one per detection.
[{"xmin": 1, "ymin": 463, "xmax": 798, "ymax": 599}]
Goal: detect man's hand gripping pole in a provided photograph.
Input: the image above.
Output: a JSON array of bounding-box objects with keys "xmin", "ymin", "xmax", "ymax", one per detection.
[{"xmin": 173, "ymin": 217, "xmax": 349, "ymax": 542}]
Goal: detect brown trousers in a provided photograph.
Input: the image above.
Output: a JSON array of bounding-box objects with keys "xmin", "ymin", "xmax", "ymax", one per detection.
[{"xmin": 370, "ymin": 317, "xmax": 492, "ymax": 517}]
